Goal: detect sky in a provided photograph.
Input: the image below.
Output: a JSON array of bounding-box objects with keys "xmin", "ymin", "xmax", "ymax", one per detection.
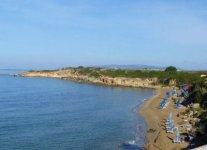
[{"xmin": 0, "ymin": 0, "xmax": 207, "ymax": 70}]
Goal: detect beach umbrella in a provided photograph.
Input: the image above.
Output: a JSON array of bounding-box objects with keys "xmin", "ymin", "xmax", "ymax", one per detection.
[
  {"xmin": 170, "ymin": 122, "xmax": 174, "ymax": 129},
  {"xmin": 169, "ymin": 112, "xmax": 173, "ymax": 121}
]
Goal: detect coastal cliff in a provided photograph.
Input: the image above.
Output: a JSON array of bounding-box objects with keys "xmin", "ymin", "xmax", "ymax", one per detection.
[{"xmin": 20, "ymin": 69, "xmax": 160, "ymax": 88}]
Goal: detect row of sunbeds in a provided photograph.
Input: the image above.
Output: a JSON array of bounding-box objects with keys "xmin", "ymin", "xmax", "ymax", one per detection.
[
  {"xmin": 160, "ymin": 88, "xmax": 180, "ymax": 109},
  {"xmin": 165, "ymin": 112, "xmax": 183, "ymax": 144},
  {"xmin": 163, "ymin": 89, "xmax": 183, "ymax": 143}
]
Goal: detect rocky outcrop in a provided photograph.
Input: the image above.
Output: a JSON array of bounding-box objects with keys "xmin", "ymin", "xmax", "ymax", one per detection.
[
  {"xmin": 169, "ymin": 79, "xmax": 177, "ymax": 86},
  {"xmin": 20, "ymin": 69, "xmax": 160, "ymax": 89},
  {"xmin": 98, "ymin": 77, "xmax": 159, "ymax": 88}
]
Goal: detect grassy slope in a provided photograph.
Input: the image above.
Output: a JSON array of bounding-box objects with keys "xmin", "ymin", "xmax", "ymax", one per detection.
[{"xmin": 70, "ymin": 67, "xmax": 206, "ymax": 85}]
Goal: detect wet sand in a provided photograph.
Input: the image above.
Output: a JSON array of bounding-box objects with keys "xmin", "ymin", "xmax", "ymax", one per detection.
[{"xmin": 140, "ymin": 87, "xmax": 189, "ymax": 150}]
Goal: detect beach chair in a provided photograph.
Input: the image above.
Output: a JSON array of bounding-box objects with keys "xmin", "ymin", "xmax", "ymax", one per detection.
[
  {"xmin": 167, "ymin": 127, "xmax": 177, "ymax": 134},
  {"xmin": 166, "ymin": 122, "xmax": 177, "ymax": 134},
  {"xmin": 166, "ymin": 123, "xmax": 174, "ymax": 129},
  {"xmin": 166, "ymin": 121, "xmax": 174, "ymax": 130},
  {"xmin": 172, "ymin": 88, "xmax": 178, "ymax": 97},
  {"xmin": 165, "ymin": 121, "xmax": 172, "ymax": 125}
]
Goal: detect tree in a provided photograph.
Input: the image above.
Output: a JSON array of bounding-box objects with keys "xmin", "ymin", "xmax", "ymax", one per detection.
[
  {"xmin": 78, "ymin": 66, "xmax": 84, "ymax": 69},
  {"xmin": 165, "ymin": 66, "xmax": 177, "ymax": 72}
]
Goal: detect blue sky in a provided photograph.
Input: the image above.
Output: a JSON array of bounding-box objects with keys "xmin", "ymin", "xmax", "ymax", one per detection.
[{"xmin": 0, "ymin": 0, "xmax": 207, "ymax": 70}]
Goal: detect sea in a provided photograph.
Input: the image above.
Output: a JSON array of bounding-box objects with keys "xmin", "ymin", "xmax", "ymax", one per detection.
[{"xmin": 0, "ymin": 70, "xmax": 154, "ymax": 150}]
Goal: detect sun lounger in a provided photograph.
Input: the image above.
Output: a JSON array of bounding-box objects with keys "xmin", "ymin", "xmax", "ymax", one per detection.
[
  {"xmin": 172, "ymin": 88, "xmax": 178, "ymax": 97},
  {"xmin": 159, "ymin": 98, "xmax": 170, "ymax": 109},
  {"xmin": 166, "ymin": 122, "xmax": 175, "ymax": 130},
  {"xmin": 176, "ymin": 102, "xmax": 183, "ymax": 109},
  {"xmin": 166, "ymin": 119, "xmax": 174, "ymax": 122},
  {"xmin": 173, "ymin": 139, "xmax": 182, "ymax": 143},
  {"xmin": 165, "ymin": 120, "xmax": 174, "ymax": 125},
  {"xmin": 167, "ymin": 126, "xmax": 178, "ymax": 133}
]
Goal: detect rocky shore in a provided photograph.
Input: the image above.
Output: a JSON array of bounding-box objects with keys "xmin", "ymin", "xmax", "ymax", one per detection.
[{"xmin": 20, "ymin": 69, "xmax": 161, "ymax": 89}]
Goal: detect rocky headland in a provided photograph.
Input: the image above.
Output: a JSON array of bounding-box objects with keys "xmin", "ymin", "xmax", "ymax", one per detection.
[{"xmin": 19, "ymin": 69, "xmax": 161, "ymax": 89}]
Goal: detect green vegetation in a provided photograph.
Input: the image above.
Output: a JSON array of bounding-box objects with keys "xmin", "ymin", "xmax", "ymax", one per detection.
[
  {"xmin": 165, "ymin": 66, "xmax": 177, "ymax": 72},
  {"xmin": 182, "ymin": 76, "xmax": 207, "ymax": 147},
  {"xmin": 75, "ymin": 67, "xmax": 101, "ymax": 78},
  {"xmin": 73, "ymin": 67, "xmax": 206, "ymax": 86},
  {"xmin": 188, "ymin": 80, "xmax": 207, "ymax": 106},
  {"xmin": 29, "ymin": 69, "xmax": 58, "ymax": 73}
]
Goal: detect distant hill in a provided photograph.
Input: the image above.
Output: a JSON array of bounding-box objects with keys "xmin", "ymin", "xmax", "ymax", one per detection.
[{"xmin": 94, "ymin": 64, "xmax": 166, "ymax": 70}]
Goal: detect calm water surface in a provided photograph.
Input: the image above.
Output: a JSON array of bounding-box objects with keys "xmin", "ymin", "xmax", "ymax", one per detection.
[{"xmin": 0, "ymin": 70, "xmax": 154, "ymax": 150}]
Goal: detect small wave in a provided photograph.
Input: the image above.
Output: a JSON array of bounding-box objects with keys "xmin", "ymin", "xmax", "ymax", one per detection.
[
  {"xmin": 128, "ymin": 140, "xmax": 135, "ymax": 145},
  {"xmin": 118, "ymin": 142, "xmax": 143, "ymax": 150}
]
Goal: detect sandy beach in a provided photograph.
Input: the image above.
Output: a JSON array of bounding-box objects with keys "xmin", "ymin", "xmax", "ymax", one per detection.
[{"xmin": 140, "ymin": 87, "xmax": 189, "ymax": 150}]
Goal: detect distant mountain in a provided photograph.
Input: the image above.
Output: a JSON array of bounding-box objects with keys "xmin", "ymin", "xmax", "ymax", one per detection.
[{"xmin": 94, "ymin": 64, "xmax": 166, "ymax": 70}]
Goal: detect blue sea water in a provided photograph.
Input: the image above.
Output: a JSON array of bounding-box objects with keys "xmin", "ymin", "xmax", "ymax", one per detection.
[{"xmin": 0, "ymin": 70, "xmax": 154, "ymax": 150}]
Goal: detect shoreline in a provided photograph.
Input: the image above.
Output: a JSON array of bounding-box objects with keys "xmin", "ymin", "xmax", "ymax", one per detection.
[{"xmin": 139, "ymin": 88, "xmax": 164, "ymax": 149}]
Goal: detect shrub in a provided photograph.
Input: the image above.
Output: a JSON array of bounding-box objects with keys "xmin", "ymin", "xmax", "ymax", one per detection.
[{"xmin": 165, "ymin": 66, "xmax": 177, "ymax": 72}]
